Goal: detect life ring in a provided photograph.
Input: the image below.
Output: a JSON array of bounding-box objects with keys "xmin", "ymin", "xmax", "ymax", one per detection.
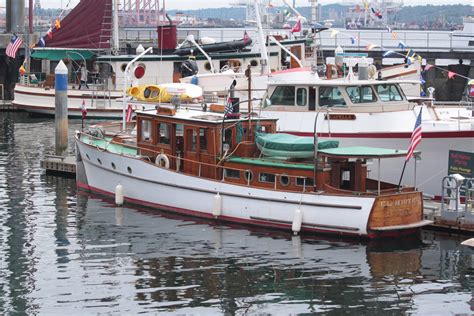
[{"xmin": 155, "ymin": 154, "xmax": 170, "ymax": 169}]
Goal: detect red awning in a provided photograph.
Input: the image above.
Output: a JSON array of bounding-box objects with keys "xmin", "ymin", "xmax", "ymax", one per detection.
[{"xmin": 46, "ymin": 0, "xmax": 112, "ymax": 49}]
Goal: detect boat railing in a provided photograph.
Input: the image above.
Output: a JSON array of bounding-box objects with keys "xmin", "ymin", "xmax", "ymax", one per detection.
[
  {"xmin": 122, "ymin": 27, "xmax": 474, "ymax": 52},
  {"xmin": 433, "ymin": 100, "xmax": 473, "ymax": 110},
  {"xmin": 88, "ymin": 78, "xmax": 113, "ymax": 109}
]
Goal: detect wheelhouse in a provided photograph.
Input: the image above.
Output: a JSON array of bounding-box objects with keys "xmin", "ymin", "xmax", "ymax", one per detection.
[{"xmin": 266, "ymin": 80, "xmax": 411, "ymax": 111}]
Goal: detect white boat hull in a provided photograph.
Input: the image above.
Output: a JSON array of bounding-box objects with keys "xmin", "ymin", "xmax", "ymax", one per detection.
[{"xmin": 77, "ymin": 138, "xmax": 383, "ymax": 237}]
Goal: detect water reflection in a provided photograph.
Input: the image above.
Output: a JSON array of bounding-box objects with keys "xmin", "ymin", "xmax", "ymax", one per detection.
[{"xmin": 0, "ymin": 112, "xmax": 472, "ymax": 314}]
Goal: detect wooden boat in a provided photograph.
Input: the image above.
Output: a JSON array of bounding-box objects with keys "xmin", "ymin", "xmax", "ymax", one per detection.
[{"xmin": 75, "ymin": 104, "xmax": 432, "ymax": 239}]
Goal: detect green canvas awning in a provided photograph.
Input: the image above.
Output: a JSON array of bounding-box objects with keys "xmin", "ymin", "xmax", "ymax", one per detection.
[
  {"xmin": 31, "ymin": 49, "xmax": 95, "ymax": 61},
  {"xmin": 255, "ymin": 132, "xmax": 339, "ymax": 158},
  {"xmin": 319, "ymin": 146, "xmax": 420, "ymax": 159}
]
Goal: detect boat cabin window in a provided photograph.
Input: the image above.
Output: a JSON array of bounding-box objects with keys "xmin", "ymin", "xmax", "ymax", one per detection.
[
  {"xmin": 224, "ymin": 168, "xmax": 240, "ymax": 179},
  {"xmin": 296, "ymin": 177, "xmax": 314, "ymax": 187},
  {"xmin": 224, "ymin": 129, "xmax": 233, "ymax": 150},
  {"xmin": 259, "ymin": 172, "xmax": 276, "ymax": 183},
  {"xmin": 319, "ymin": 86, "xmax": 346, "ymax": 107},
  {"xmin": 346, "ymin": 86, "xmax": 377, "ymax": 104},
  {"xmin": 296, "ymin": 88, "xmax": 307, "ymax": 106},
  {"xmin": 158, "ymin": 123, "xmax": 171, "ymax": 145},
  {"xmin": 270, "ymin": 86, "xmax": 295, "ymax": 106},
  {"xmin": 186, "ymin": 129, "xmax": 197, "ymax": 152},
  {"xmin": 280, "ymin": 175, "xmax": 290, "ymax": 186},
  {"xmin": 140, "ymin": 119, "xmax": 152, "ymax": 142},
  {"xmin": 376, "ymin": 84, "xmax": 403, "ymax": 102},
  {"xmin": 200, "ymin": 128, "xmax": 208, "ymax": 152}
]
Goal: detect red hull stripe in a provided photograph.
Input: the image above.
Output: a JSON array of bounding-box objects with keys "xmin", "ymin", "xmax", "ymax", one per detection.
[
  {"xmin": 14, "ymin": 88, "xmax": 121, "ymax": 99},
  {"xmin": 288, "ymin": 131, "xmax": 474, "ymax": 139},
  {"xmin": 77, "ymin": 181, "xmax": 419, "ymax": 239}
]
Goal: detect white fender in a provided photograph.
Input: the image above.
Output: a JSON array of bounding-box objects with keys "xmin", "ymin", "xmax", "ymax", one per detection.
[
  {"xmin": 115, "ymin": 183, "xmax": 124, "ymax": 206},
  {"xmin": 213, "ymin": 193, "xmax": 222, "ymax": 217},
  {"xmin": 155, "ymin": 154, "xmax": 170, "ymax": 169},
  {"xmin": 292, "ymin": 209, "xmax": 303, "ymax": 235}
]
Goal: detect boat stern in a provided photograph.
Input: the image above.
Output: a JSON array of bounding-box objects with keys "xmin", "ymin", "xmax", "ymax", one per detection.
[{"xmin": 367, "ymin": 191, "xmax": 431, "ymax": 237}]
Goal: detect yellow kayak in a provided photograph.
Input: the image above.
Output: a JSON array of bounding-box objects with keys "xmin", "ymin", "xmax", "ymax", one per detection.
[{"xmin": 127, "ymin": 83, "xmax": 203, "ymax": 102}]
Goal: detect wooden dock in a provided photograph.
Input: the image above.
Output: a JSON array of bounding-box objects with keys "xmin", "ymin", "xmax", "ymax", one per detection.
[
  {"xmin": 41, "ymin": 155, "xmax": 76, "ymax": 177},
  {"xmin": 423, "ymin": 200, "xmax": 474, "ymax": 235}
]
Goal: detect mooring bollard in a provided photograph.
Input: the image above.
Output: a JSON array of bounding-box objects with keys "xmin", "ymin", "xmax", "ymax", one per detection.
[{"xmin": 55, "ymin": 60, "xmax": 68, "ymax": 156}]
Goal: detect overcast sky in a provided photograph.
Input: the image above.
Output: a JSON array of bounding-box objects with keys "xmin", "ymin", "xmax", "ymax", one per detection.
[{"xmin": 35, "ymin": 0, "xmax": 474, "ymax": 10}]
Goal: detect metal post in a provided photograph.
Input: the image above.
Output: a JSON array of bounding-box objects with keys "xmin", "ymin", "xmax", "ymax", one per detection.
[
  {"xmin": 122, "ymin": 47, "xmax": 153, "ymax": 130},
  {"xmin": 29, "ymin": 0, "xmax": 33, "ymax": 34},
  {"xmin": 112, "ymin": 0, "xmax": 120, "ymax": 54},
  {"xmin": 254, "ymin": 0, "xmax": 269, "ymax": 75},
  {"xmin": 414, "ymin": 156, "xmax": 417, "ymax": 189},
  {"xmin": 55, "ymin": 60, "xmax": 69, "ymax": 156},
  {"xmin": 25, "ymin": 25, "xmax": 31, "ymax": 85},
  {"xmin": 247, "ymin": 65, "xmax": 252, "ymax": 141},
  {"xmin": 378, "ymin": 158, "xmax": 381, "ymax": 194}
]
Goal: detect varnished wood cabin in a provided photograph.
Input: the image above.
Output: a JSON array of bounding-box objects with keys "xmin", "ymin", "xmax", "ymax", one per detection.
[{"xmin": 115, "ymin": 105, "xmax": 416, "ymax": 197}]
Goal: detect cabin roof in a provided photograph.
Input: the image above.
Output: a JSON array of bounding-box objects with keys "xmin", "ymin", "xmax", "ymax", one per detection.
[
  {"xmin": 137, "ymin": 108, "xmax": 277, "ymax": 125},
  {"xmin": 319, "ymin": 146, "xmax": 420, "ymax": 159},
  {"xmin": 226, "ymin": 156, "xmax": 314, "ymax": 170},
  {"xmin": 268, "ymin": 77, "xmax": 419, "ymax": 87}
]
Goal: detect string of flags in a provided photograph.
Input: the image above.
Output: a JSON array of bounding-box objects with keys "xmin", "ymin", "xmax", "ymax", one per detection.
[
  {"xmin": 36, "ymin": 0, "xmax": 73, "ymax": 47},
  {"xmin": 308, "ymin": 1, "xmax": 473, "ymax": 86}
]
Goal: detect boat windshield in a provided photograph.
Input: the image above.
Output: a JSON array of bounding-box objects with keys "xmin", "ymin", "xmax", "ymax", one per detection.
[
  {"xmin": 376, "ymin": 84, "xmax": 403, "ymax": 102},
  {"xmin": 319, "ymin": 86, "xmax": 346, "ymax": 107},
  {"xmin": 346, "ymin": 86, "xmax": 377, "ymax": 104},
  {"xmin": 269, "ymin": 86, "xmax": 295, "ymax": 106}
]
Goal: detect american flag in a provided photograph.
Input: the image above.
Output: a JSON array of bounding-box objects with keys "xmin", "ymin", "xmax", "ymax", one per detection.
[
  {"xmin": 6, "ymin": 35, "xmax": 23, "ymax": 59},
  {"xmin": 406, "ymin": 108, "xmax": 422, "ymax": 161}
]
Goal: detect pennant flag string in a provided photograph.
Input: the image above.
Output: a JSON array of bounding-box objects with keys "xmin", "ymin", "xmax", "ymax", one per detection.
[{"xmin": 305, "ymin": 20, "xmax": 472, "ymax": 82}]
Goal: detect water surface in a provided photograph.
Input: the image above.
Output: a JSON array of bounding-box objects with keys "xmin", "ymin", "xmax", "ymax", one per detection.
[{"xmin": 0, "ymin": 112, "xmax": 473, "ymax": 315}]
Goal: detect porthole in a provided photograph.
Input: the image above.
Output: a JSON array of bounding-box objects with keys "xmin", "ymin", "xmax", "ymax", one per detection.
[
  {"xmin": 121, "ymin": 63, "xmax": 127, "ymax": 72},
  {"xmin": 204, "ymin": 62, "xmax": 212, "ymax": 71},
  {"xmin": 111, "ymin": 162, "xmax": 116, "ymax": 170},
  {"xmin": 250, "ymin": 59, "xmax": 258, "ymax": 67},
  {"xmin": 127, "ymin": 167, "xmax": 132, "ymax": 174},
  {"xmin": 244, "ymin": 170, "xmax": 253, "ymax": 183},
  {"xmin": 280, "ymin": 174, "xmax": 290, "ymax": 186},
  {"xmin": 97, "ymin": 158, "xmax": 102, "ymax": 165},
  {"xmin": 86, "ymin": 153, "xmax": 90, "ymax": 160}
]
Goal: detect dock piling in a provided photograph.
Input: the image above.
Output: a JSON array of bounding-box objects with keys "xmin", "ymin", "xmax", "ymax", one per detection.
[{"xmin": 55, "ymin": 60, "xmax": 68, "ymax": 156}]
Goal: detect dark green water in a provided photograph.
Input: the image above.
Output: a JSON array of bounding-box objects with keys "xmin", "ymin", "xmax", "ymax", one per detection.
[{"xmin": 1, "ymin": 112, "xmax": 473, "ymax": 315}]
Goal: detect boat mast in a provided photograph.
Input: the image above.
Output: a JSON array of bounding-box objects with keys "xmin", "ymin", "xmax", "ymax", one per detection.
[
  {"xmin": 112, "ymin": 0, "xmax": 120, "ymax": 54},
  {"xmin": 254, "ymin": 0, "xmax": 269, "ymax": 75},
  {"xmin": 122, "ymin": 47, "xmax": 153, "ymax": 130}
]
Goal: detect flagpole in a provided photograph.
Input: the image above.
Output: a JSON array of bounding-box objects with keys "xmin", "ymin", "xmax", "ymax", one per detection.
[{"xmin": 397, "ymin": 160, "xmax": 408, "ymax": 191}]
